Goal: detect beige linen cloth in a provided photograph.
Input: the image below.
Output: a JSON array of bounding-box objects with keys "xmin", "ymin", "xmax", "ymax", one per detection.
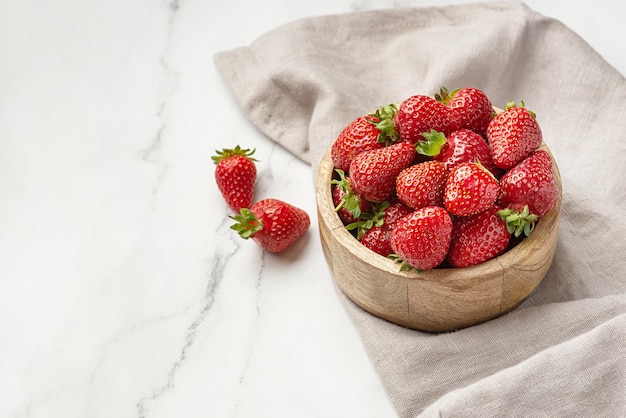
[{"xmin": 215, "ymin": 2, "xmax": 626, "ymax": 417}]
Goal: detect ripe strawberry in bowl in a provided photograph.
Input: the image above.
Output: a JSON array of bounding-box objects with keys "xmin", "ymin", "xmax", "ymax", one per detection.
[
  {"xmin": 447, "ymin": 206, "xmax": 511, "ymax": 268},
  {"xmin": 435, "ymin": 86, "xmax": 494, "ymax": 138},
  {"xmin": 497, "ymin": 149, "xmax": 559, "ymax": 237},
  {"xmin": 487, "ymin": 102, "xmax": 543, "ymax": 170},
  {"xmin": 415, "ymin": 129, "xmax": 500, "ymax": 177},
  {"xmin": 331, "ymin": 104, "xmax": 400, "ymax": 172}
]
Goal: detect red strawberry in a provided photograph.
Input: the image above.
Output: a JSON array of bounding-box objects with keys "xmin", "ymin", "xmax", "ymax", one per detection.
[
  {"xmin": 390, "ymin": 206, "xmax": 453, "ymax": 271},
  {"xmin": 436, "ymin": 86, "xmax": 494, "ymax": 137},
  {"xmin": 212, "ymin": 145, "xmax": 258, "ymax": 212},
  {"xmin": 360, "ymin": 227, "xmax": 394, "ymax": 257},
  {"xmin": 498, "ymin": 150, "xmax": 558, "ymax": 236},
  {"xmin": 349, "ymin": 141, "xmax": 415, "ymax": 202},
  {"xmin": 416, "ymin": 129, "xmax": 500, "ymax": 176},
  {"xmin": 444, "ymin": 162, "xmax": 499, "ymax": 217},
  {"xmin": 447, "ymin": 206, "xmax": 511, "ymax": 267},
  {"xmin": 380, "ymin": 200, "xmax": 415, "ymax": 228},
  {"xmin": 487, "ymin": 102, "xmax": 543, "ymax": 170},
  {"xmin": 230, "ymin": 198, "xmax": 310, "ymax": 253},
  {"xmin": 331, "ymin": 115, "xmax": 384, "ymax": 172},
  {"xmin": 359, "ymin": 200, "xmax": 413, "ymax": 256},
  {"xmin": 396, "ymin": 95, "xmax": 457, "ymax": 143},
  {"xmin": 331, "ymin": 169, "xmax": 372, "ymax": 225},
  {"xmin": 395, "ymin": 160, "xmax": 448, "ymax": 209},
  {"xmin": 331, "ymin": 104, "xmax": 399, "ymax": 172}
]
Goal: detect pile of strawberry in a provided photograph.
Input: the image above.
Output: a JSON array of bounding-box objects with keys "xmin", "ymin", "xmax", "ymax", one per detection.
[
  {"xmin": 330, "ymin": 87, "xmax": 558, "ymax": 271},
  {"xmin": 212, "ymin": 145, "xmax": 310, "ymax": 253}
]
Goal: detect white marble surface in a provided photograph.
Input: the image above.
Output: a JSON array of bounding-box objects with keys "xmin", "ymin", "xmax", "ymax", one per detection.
[{"xmin": 0, "ymin": 1, "xmax": 623, "ymax": 417}]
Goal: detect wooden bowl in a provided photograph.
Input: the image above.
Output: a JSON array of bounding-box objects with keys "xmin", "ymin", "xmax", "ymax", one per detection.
[{"xmin": 315, "ymin": 143, "xmax": 562, "ymax": 333}]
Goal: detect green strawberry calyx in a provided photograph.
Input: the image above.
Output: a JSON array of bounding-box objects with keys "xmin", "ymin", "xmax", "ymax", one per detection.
[
  {"xmin": 415, "ymin": 129, "xmax": 447, "ymax": 157},
  {"xmin": 212, "ymin": 145, "xmax": 258, "ymax": 165},
  {"xmin": 345, "ymin": 200, "xmax": 389, "ymax": 239},
  {"xmin": 230, "ymin": 208, "xmax": 263, "ymax": 239},
  {"xmin": 503, "ymin": 101, "xmax": 536, "ymax": 118},
  {"xmin": 331, "ymin": 169, "xmax": 367, "ymax": 219},
  {"xmin": 368, "ymin": 104, "xmax": 400, "ymax": 145},
  {"xmin": 498, "ymin": 205, "xmax": 538, "ymax": 237},
  {"xmin": 388, "ymin": 253, "xmax": 423, "ymax": 274},
  {"xmin": 434, "ymin": 86, "xmax": 461, "ymax": 105}
]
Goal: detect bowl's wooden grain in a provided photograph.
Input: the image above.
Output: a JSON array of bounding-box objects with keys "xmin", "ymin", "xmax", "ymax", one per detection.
[{"xmin": 316, "ymin": 143, "xmax": 562, "ymax": 332}]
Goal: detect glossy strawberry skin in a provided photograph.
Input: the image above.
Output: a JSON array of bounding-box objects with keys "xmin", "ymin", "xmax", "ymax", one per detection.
[
  {"xmin": 213, "ymin": 146, "xmax": 257, "ymax": 212},
  {"xmin": 390, "ymin": 206, "xmax": 453, "ymax": 270},
  {"xmin": 436, "ymin": 129, "xmax": 499, "ymax": 176},
  {"xmin": 396, "ymin": 160, "xmax": 448, "ymax": 210},
  {"xmin": 331, "ymin": 115, "xmax": 385, "ymax": 172},
  {"xmin": 360, "ymin": 227, "xmax": 394, "ymax": 257},
  {"xmin": 444, "ymin": 162, "xmax": 500, "ymax": 217},
  {"xmin": 397, "ymin": 95, "xmax": 457, "ymax": 143},
  {"xmin": 381, "ymin": 200, "xmax": 414, "ymax": 227},
  {"xmin": 232, "ymin": 198, "xmax": 310, "ymax": 253},
  {"xmin": 349, "ymin": 141, "xmax": 415, "ymax": 202},
  {"xmin": 447, "ymin": 206, "xmax": 511, "ymax": 267},
  {"xmin": 487, "ymin": 105, "xmax": 543, "ymax": 170},
  {"xmin": 499, "ymin": 150, "xmax": 558, "ymax": 217},
  {"xmin": 446, "ymin": 87, "xmax": 494, "ymax": 138}
]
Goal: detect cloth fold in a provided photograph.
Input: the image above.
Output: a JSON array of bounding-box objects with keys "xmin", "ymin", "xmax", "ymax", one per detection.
[{"xmin": 215, "ymin": 2, "xmax": 626, "ymax": 417}]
